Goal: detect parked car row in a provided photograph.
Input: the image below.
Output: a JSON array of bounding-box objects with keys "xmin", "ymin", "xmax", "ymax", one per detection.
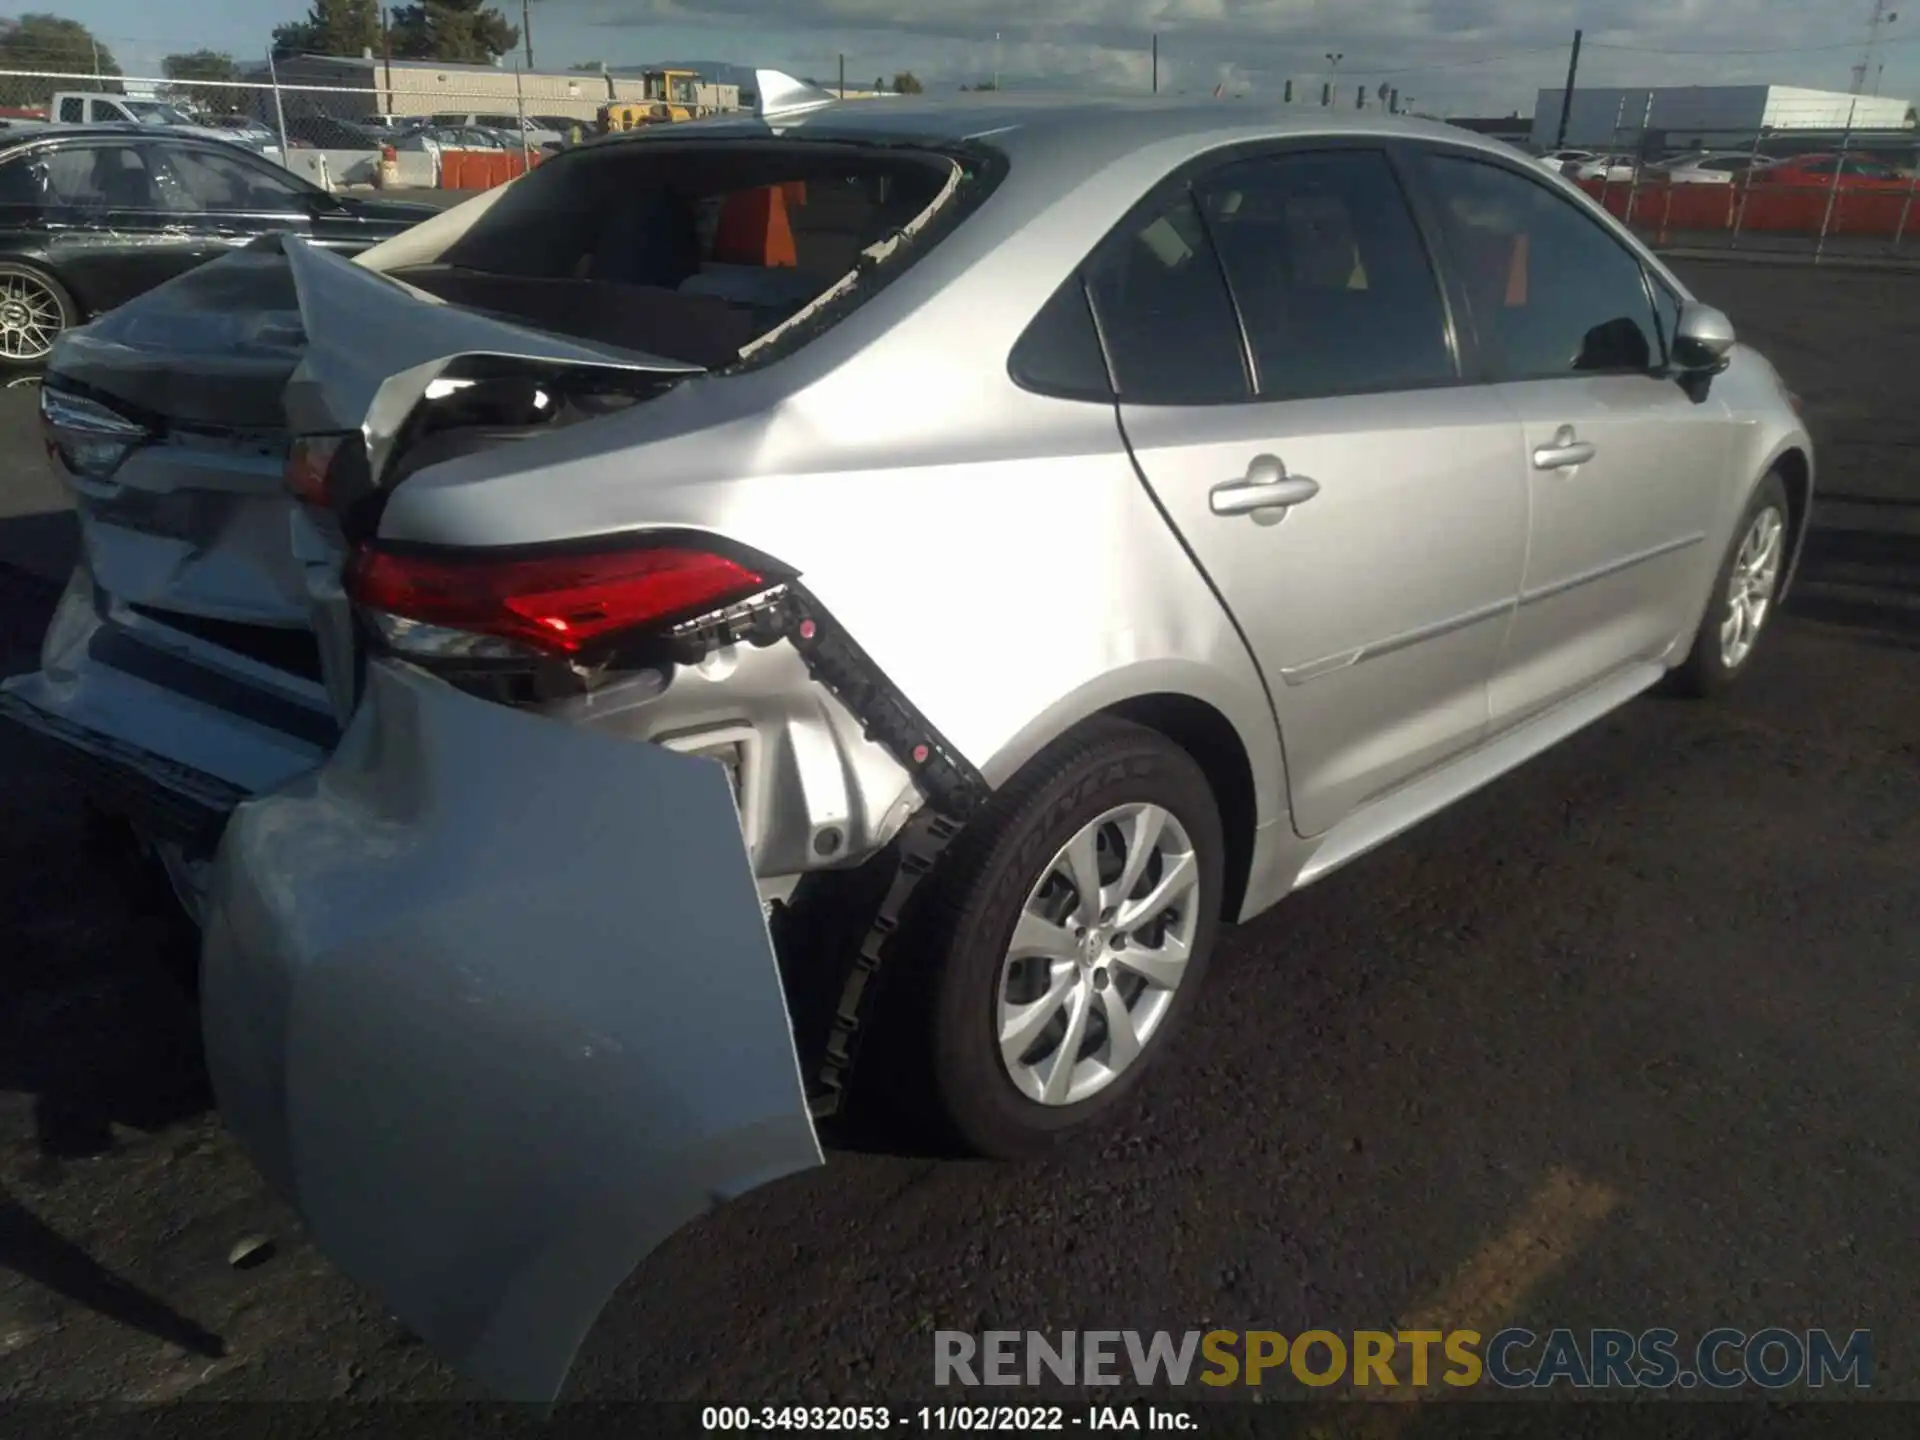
[
  {"xmin": 0, "ymin": 125, "xmax": 438, "ymax": 365},
  {"xmin": 1533, "ymin": 145, "xmax": 1917, "ymax": 190}
]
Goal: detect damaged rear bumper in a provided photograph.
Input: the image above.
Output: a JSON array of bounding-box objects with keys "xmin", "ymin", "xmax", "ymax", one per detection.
[{"xmin": 199, "ymin": 657, "xmax": 823, "ymax": 1403}]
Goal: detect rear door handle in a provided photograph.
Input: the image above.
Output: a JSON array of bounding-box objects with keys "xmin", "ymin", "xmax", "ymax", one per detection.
[
  {"xmin": 1210, "ymin": 454, "xmax": 1321, "ymax": 517},
  {"xmin": 1532, "ymin": 425, "xmax": 1596, "ymax": 471}
]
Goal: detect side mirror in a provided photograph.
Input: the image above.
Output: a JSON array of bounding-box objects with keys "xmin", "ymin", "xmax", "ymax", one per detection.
[{"xmin": 1672, "ymin": 302, "xmax": 1736, "ymax": 372}]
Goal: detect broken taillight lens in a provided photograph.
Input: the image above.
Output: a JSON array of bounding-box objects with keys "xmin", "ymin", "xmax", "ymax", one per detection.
[
  {"xmin": 345, "ymin": 540, "xmax": 776, "ymax": 657},
  {"xmin": 285, "ymin": 434, "xmax": 347, "ymax": 507}
]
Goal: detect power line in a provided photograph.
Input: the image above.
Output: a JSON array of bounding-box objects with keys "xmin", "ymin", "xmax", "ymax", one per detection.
[{"xmin": 1585, "ymin": 35, "xmax": 1920, "ymax": 56}]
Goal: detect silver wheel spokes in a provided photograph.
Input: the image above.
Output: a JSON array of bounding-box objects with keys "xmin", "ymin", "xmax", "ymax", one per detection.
[
  {"xmin": 0, "ymin": 273, "xmax": 63, "ymax": 361},
  {"xmin": 997, "ymin": 802, "xmax": 1201, "ymax": 1108},
  {"xmin": 1720, "ymin": 505, "xmax": 1784, "ymax": 670}
]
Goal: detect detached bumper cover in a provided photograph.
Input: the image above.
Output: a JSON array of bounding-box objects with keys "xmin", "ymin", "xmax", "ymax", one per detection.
[
  {"xmin": 0, "ymin": 686, "xmax": 242, "ymax": 850},
  {"xmin": 201, "ymin": 658, "xmax": 823, "ymax": 1404}
]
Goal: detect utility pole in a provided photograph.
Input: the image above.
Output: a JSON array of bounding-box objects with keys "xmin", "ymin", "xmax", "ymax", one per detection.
[
  {"xmin": 522, "ymin": 0, "xmax": 534, "ymax": 69},
  {"xmin": 1152, "ymin": 34, "xmax": 1158, "ymax": 93},
  {"xmin": 1324, "ymin": 52, "xmax": 1342, "ymax": 108},
  {"xmin": 838, "ymin": 53, "xmax": 846, "ymax": 98},
  {"xmin": 1851, "ymin": 1, "xmax": 1898, "ymax": 95},
  {"xmin": 382, "ymin": 6, "xmax": 395, "ymax": 113},
  {"xmin": 993, "ymin": 32, "xmax": 1001, "ymax": 91},
  {"xmin": 1553, "ymin": 28, "xmax": 1583, "ymax": 149}
]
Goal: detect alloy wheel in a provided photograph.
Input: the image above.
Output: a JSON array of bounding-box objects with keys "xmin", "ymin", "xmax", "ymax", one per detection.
[
  {"xmin": 1720, "ymin": 505, "xmax": 1785, "ymax": 670},
  {"xmin": 996, "ymin": 802, "xmax": 1201, "ymax": 1107},
  {"xmin": 0, "ymin": 272, "xmax": 64, "ymax": 362}
]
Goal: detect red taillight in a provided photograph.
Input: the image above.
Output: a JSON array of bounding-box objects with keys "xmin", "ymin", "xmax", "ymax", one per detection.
[
  {"xmin": 345, "ymin": 542, "xmax": 771, "ymax": 655},
  {"xmin": 286, "ymin": 435, "xmax": 345, "ymax": 507}
]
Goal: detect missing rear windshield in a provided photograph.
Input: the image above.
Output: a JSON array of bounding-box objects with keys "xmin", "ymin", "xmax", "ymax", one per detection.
[{"xmin": 381, "ymin": 139, "xmax": 987, "ymax": 370}]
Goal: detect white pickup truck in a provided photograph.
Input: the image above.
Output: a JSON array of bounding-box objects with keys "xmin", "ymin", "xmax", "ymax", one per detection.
[{"xmin": 48, "ymin": 91, "xmax": 281, "ymax": 159}]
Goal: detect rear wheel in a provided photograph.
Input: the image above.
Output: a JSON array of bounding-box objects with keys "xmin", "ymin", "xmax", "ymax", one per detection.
[
  {"xmin": 886, "ymin": 719, "xmax": 1225, "ymax": 1159},
  {"xmin": 1667, "ymin": 472, "xmax": 1790, "ymax": 697},
  {"xmin": 0, "ymin": 262, "xmax": 76, "ymax": 370}
]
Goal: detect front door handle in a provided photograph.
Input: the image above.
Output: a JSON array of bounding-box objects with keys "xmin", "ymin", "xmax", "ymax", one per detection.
[
  {"xmin": 1210, "ymin": 454, "xmax": 1321, "ymax": 517},
  {"xmin": 1532, "ymin": 424, "xmax": 1597, "ymax": 471}
]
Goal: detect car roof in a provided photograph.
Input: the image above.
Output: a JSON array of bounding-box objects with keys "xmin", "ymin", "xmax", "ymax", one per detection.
[
  {"xmin": 598, "ymin": 95, "xmax": 1524, "ymax": 184},
  {"xmin": 0, "ymin": 121, "xmax": 238, "ymax": 148}
]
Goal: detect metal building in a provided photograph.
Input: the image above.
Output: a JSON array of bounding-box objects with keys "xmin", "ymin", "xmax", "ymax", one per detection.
[
  {"xmin": 1530, "ymin": 84, "xmax": 1918, "ymax": 153},
  {"xmin": 247, "ymin": 54, "xmax": 739, "ymax": 126}
]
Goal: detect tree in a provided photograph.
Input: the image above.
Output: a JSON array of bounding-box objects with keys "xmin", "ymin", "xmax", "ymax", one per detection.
[
  {"xmin": 163, "ymin": 50, "xmax": 241, "ymax": 115},
  {"xmin": 271, "ymin": 0, "xmax": 381, "ymax": 60},
  {"xmin": 892, "ymin": 71, "xmax": 923, "ymax": 94},
  {"xmin": 0, "ymin": 13, "xmax": 123, "ymax": 107},
  {"xmin": 389, "ymin": 0, "xmax": 520, "ymax": 65}
]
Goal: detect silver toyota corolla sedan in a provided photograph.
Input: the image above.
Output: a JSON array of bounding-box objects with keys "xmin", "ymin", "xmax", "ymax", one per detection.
[{"xmin": 0, "ymin": 72, "xmax": 1811, "ymax": 1401}]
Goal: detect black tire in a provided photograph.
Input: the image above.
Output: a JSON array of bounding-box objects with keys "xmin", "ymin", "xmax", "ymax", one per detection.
[
  {"xmin": 881, "ymin": 718, "xmax": 1226, "ymax": 1159},
  {"xmin": 0, "ymin": 260, "xmax": 77, "ymax": 372},
  {"xmin": 1665, "ymin": 471, "xmax": 1791, "ymax": 699}
]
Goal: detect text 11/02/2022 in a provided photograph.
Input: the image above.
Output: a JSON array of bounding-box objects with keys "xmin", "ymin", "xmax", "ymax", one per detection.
[{"xmin": 700, "ymin": 1405, "xmax": 1198, "ymax": 1430}]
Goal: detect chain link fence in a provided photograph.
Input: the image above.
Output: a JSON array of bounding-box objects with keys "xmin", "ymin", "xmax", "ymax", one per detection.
[
  {"xmin": 0, "ymin": 51, "xmax": 747, "ymax": 190},
  {"xmin": 0, "ymin": 46, "xmax": 1917, "ymax": 253},
  {"xmin": 1521, "ymin": 91, "xmax": 1920, "ymax": 263}
]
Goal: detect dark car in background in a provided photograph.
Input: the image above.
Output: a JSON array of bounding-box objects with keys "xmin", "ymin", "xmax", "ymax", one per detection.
[
  {"xmin": 280, "ymin": 114, "xmax": 391, "ymax": 150},
  {"xmin": 0, "ymin": 125, "xmax": 439, "ymax": 367}
]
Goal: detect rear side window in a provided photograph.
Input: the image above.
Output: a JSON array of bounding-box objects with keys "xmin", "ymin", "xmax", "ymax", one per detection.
[
  {"xmin": 0, "ymin": 157, "xmax": 41, "ymax": 205},
  {"xmin": 1418, "ymin": 153, "xmax": 1661, "ymax": 381},
  {"xmin": 1082, "ymin": 186, "xmax": 1250, "ymax": 404},
  {"xmin": 58, "ymin": 98, "xmax": 83, "ymax": 123},
  {"xmin": 1193, "ymin": 150, "xmax": 1455, "ymax": 400},
  {"xmin": 42, "ymin": 144, "xmax": 161, "ymax": 210},
  {"xmin": 1009, "ymin": 274, "xmax": 1111, "ymax": 401}
]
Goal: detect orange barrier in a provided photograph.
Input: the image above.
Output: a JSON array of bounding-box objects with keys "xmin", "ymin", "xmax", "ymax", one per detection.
[
  {"xmin": 1579, "ymin": 176, "xmax": 1920, "ymax": 239},
  {"xmin": 437, "ymin": 148, "xmax": 548, "ymax": 190}
]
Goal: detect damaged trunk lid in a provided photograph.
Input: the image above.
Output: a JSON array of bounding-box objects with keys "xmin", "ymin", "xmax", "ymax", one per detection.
[{"xmin": 28, "ymin": 235, "xmax": 703, "ymax": 784}]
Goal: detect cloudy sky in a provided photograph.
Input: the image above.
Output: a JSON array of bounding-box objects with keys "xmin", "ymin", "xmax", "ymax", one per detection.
[{"xmin": 38, "ymin": 0, "xmax": 1919, "ymax": 115}]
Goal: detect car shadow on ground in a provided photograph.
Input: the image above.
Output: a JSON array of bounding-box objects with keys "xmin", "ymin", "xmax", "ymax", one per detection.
[
  {"xmin": 0, "ymin": 560, "xmax": 210, "ymax": 1160},
  {"xmin": 0, "ymin": 1188, "xmax": 226, "ymax": 1358},
  {"xmin": 1, "ymin": 558, "xmax": 229, "ymax": 1364},
  {"xmin": 1790, "ymin": 502, "xmax": 1920, "ymax": 642}
]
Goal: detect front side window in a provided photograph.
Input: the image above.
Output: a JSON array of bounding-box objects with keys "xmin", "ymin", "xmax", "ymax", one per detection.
[
  {"xmin": 1193, "ymin": 150, "xmax": 1455, "ymax": 400},
  {"xmin": 1419, "ymin": 152, "xmax": 1661, "ymax": 381},
  {"xmin": 1648, "ymin": 275, "xmax": 1683, "ymax": 367},
  {"xmin": 1082, "ymin": 184, "xmax": 1250, "ymax": 404}
]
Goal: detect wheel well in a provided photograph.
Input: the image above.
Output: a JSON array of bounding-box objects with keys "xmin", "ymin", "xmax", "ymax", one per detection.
[
  {"xmin": 1773, "ymin": 447, "xmax": 1811, "ymax": 557},
  {"xmin": 1105, "ymin": 692, "xmax": 1257, "ymax": 922}
]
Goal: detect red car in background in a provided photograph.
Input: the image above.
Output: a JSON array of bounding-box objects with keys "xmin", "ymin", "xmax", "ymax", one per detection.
[{"xmin": 1749, "ymin": 153, "xmax": 1916, "ymax": 191}]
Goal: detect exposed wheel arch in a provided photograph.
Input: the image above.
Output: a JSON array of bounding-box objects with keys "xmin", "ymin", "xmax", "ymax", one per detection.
[
  {"xmin": 1102, "ymin": 692, "xmax": 1257, "ymax": 923},
  {"xmin": 1771, "ymin": 446, "xmax": 1812, "ymax": 582}
]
